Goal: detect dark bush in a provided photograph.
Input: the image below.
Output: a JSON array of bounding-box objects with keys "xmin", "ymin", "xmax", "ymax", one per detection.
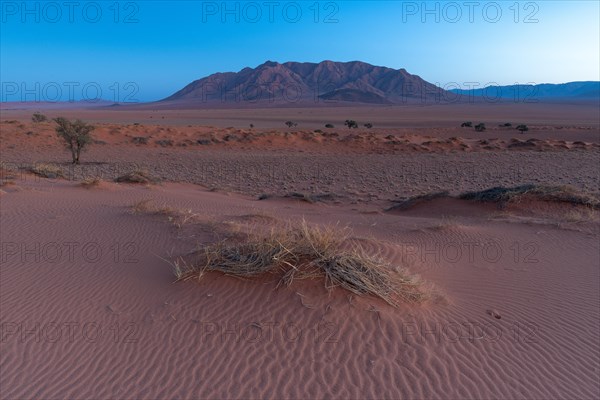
[
  {"xmin": 132, "ymin": 136, "xmax": 149, "ymax": 145},
  {"xmin": 32, "ymin": 113, "xmax": 48, "ymax": 123},
  {"xmin": 155, "ymin": 139, "xmax": 173, "ymax": 147},
  {"xmin": 344, "ymin": 120, "xmax": 358, "ymax": 129}
]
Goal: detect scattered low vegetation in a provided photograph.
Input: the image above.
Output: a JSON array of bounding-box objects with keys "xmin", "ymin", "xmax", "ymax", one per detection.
[
  {"xmin": 461, "ymin": 122, "xmax": 473, "ymax": 127},
  {"xmin": 364, "ymin": 123, "xmax": 373, "ymax": 129},
  {"xmin": 388, "ymin": 191, "xmax": 450, "ymax": 211},
  {"xmin": 54, "ymin": 117, "xmax": 95, "ymax": 164},
  {"xmin": 173, "ymin": 221, "xmax": 425, "ymax": 307},
  {"xmin": 459, "ymin": 184, "xmax": 599, "ymax": 209},
  {"xmin": 388, "ymin": 185, "xmax": 600, "ymax": 212},
  {"xmin": 475, "ymin": 123, "xmax": 486, "ymax": 132},
  {"xmin": 115, "ymin": 168, "xmax": 159, "ymax": 184},
  {"xmin": 32, "ymin": 113, "xmax": 48, "ymax": 123},
  {"xmin": 325, "ymin": 123, "xmax": 335, "ymax": 128},
  {"xmin": 500, "ymin": 123, "xmax": 512, "ymax": 127},
  {"xmin": 29, "ymin": 163, "xmax": 64, "ymax": 179}
]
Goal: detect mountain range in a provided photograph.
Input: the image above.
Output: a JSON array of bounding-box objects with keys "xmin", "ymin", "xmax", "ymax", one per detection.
[
  {"xmin": 161, "ymin": 60, "xmax": 451, "ymax": 106},
  {"xmin": 159, "ymin": 61, "xmax": 598, "ymax": 107}
]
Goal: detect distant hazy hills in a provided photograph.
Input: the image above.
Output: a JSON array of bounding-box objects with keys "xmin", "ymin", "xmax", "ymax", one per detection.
[
  {"xmin": 161, "ymin": 60, "xmax": 450, "ymax": 106},
  {"xmin": 450, "ymin": 81, "xmax": 600, "ymax": 100}
]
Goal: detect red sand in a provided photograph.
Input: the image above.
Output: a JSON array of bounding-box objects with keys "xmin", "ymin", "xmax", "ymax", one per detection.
[{"xmin": 1, "ymin": 104, "xmax": 599, "ymax": 399}]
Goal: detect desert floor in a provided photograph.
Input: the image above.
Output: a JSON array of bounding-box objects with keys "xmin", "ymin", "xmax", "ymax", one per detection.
[{"xmin": 1, "ymin": 104, "xmax": 599, "ymax": 399}]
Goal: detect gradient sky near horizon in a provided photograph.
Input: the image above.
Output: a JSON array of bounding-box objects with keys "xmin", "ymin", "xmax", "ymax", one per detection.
[{"xmin": 1, "ymin": 0, "xmax": 599, "ymax": 102}]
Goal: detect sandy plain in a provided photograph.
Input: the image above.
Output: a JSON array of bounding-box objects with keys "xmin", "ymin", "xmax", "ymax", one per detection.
[{"xmin": 1, "ymin": 102, "xmax": 599, "ymax": 399}]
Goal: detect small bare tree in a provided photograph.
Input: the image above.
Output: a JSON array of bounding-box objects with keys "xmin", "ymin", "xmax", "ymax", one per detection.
[
  {"xmin": 54, "ymin": 117, "xmax": 95, "ymax": 164},
  {"xmin": 516, "ymin": 124, "xmax": 529, "ymax": 134}
]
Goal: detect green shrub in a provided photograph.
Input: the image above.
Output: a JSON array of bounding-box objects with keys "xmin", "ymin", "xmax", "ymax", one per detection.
[{"xmin": 54, "ymin": 117, "xmax": 95, "ymax": 164}]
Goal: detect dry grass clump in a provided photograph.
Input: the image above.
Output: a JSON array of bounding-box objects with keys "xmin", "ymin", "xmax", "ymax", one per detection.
[
  {"xmin": 29, "ymin": 163, "xmax": 64, "ymax": 178},
  {"xmin": 0, "ymin": 180, "xmax": 16, "ymax": 188},
  {"xmin": 563, "ymin": 206, "xmax": 599, "ymax": 223},
  {"xmin": 460, "ymin": 184, "xmax": 600, "ymax": 209},
  {"xmin": 130, "ymin": 199, "xmax": 174, "ymax": 215},
  {"xmin": 430, "ymin": 215, "xmax": 459, "ymax": 231},
  {"xmin": 0, "ymin": 166, "xmax": 16, "ymax": 187},
  {"xmin": 80, "ymin": 177, "xmax": 103, "ymax": 188},
  {"xmin": 0, "ymin": 162, "xmax": 18, "ymax": 183},
  {"xmin": 175, "ymin": 221, "xmax": 425, "ymax": 307},
  {"xmin": 130, "ymin": 199, "xmax": 153, "ymax": 214},
  {"xmin": 129, "ymin": 199, "xmax": 200, "ymax": 228},
  {"xmin": 115, "ymin": 168, "xmax": 159, "ymax": 184},
  {"xmin": 388, "ymin": 191, "xmax": 450, "ymax": 211}
]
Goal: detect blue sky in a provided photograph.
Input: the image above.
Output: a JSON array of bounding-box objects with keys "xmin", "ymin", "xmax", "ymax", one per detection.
[{"xmin": 1, "ymin": 1, "xmax": 599, "ymax": 102}]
